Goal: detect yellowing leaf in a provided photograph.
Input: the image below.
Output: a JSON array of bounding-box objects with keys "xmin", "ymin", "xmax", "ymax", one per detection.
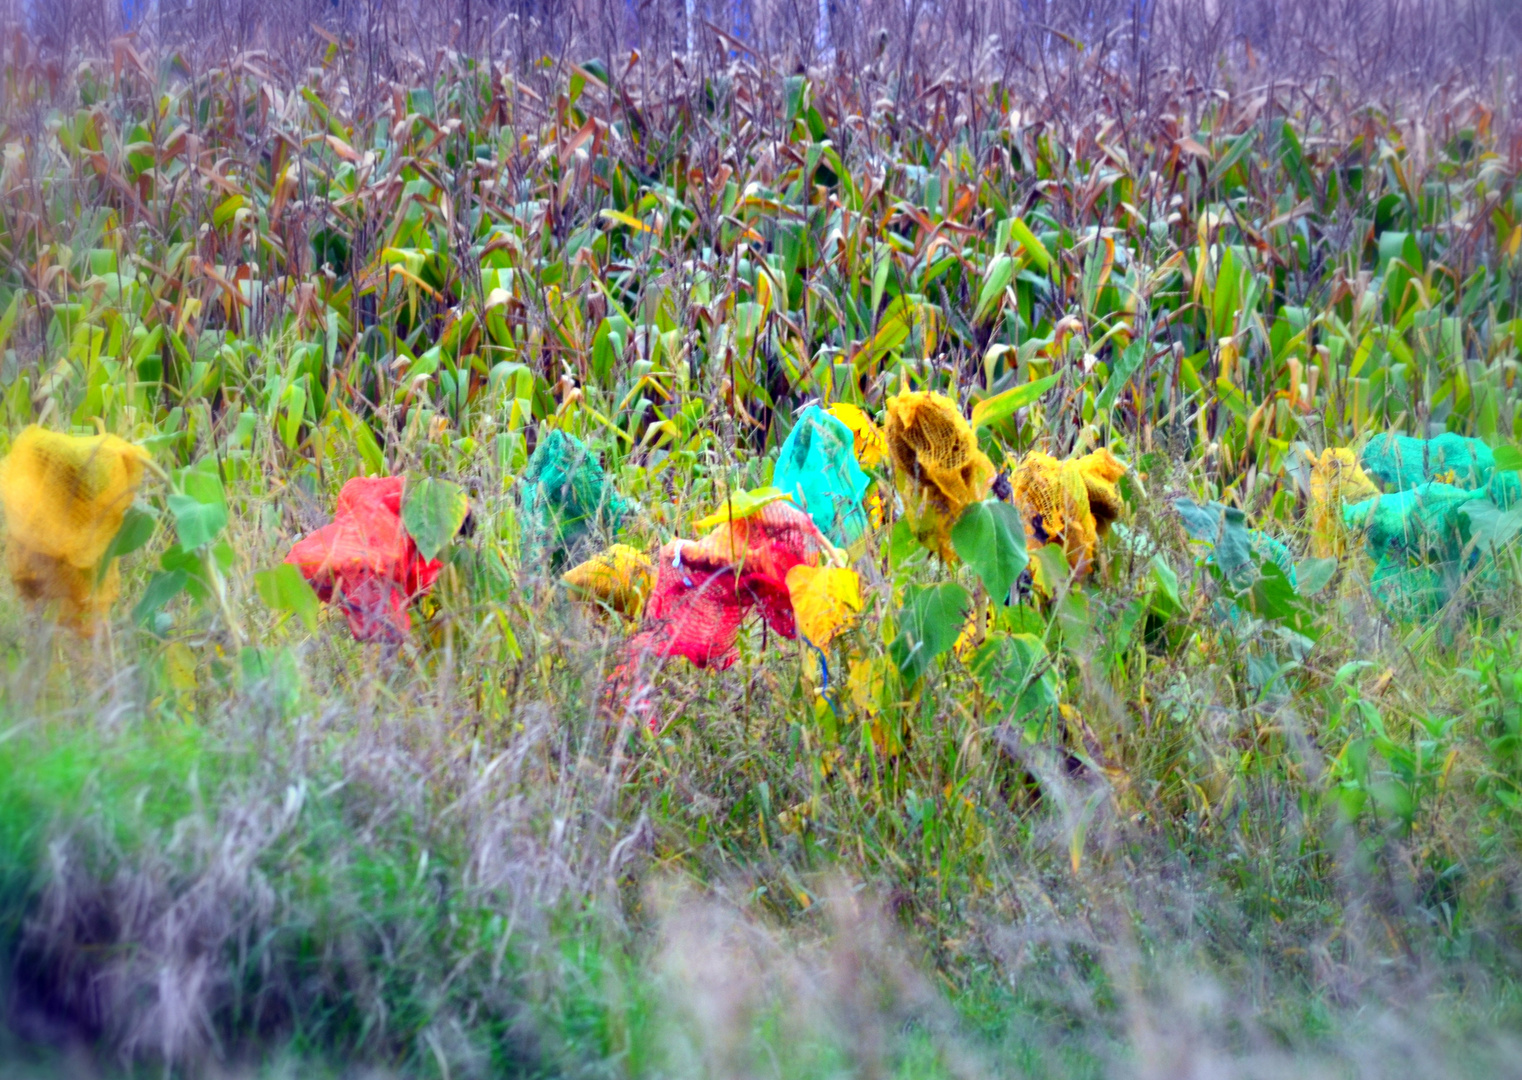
[
  {"xmin": 785, "ymin": 565, "xmax": 862, "ymax": 648},
  {"xmin": 600, "ymin": 208, "xmax": 653, "ymax": 233},
  {"xmin": 694, "ymin": 486, "xmax": 792, "ymax": 531},
  {"xmin": 847, "ymin": 655, "xmax": 890, "ymax": 716},
  {"xmin": 325, "ymin": 134, "xmax": 359, "ymax": 162},
  {"xmin": 165, "ymin": 641, "xmax": 198, "ymax": 692}
]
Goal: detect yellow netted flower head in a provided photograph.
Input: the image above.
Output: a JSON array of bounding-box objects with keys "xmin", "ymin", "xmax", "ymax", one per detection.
[
  {"xmin": 883, "ymin": 391, "xmax": 994, "ymax": 557},
  {"xmin": 0, "ymin": 426, "xmax": 150, "ymax": 628},
  {"xmin": 1309, "ymin": 447, "xmax": 1380, "ymax": 558},
  {"xmin": 1009, "ymin": 447, "xmax": 1128, "ymax": 576},
  {"xmin": 562, "ymin": 543, "xmax": 654, "ymax": 618},
  {"xmin": 825, "ymin": 402, "xmax": 887, "ymax": 468}
]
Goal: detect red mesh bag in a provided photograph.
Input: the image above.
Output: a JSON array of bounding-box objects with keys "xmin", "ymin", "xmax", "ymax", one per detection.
[
  {"xmin": 623, "ymin": 501, "xmax": 829, "ymax": 673},
  {"xmin": 285, "ymin": 476, "xmax": 444, "ymax": 642}
]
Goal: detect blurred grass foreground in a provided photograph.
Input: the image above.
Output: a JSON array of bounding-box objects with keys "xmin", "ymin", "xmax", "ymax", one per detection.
[{"xmin": 4, "ymin": 0, "xmax": 1522, "ymax": 1075}]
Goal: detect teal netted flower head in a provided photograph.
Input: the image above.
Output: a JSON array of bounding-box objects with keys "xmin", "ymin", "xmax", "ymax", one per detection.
[{"xmin": 519, "ymin": 428, "xmax": 628, "ymax": 567}]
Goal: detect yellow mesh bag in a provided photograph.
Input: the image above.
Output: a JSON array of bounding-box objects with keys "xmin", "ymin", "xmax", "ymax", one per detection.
[
  {"xmin": 562, "ymin": 543, "xmax": 654, "ymax": 618},
  {"xmin": 1010, "ymin": 447, "xmax": 1127, "ymax": 576},
  {"xmin": 826, "ymin": 402, "xmax": 887, "ymax": 468},
  {"xmin": 883, "ymin": 391, "xmax": 994, "ymax": 557},
  {"xmin": 0, "ymin": 426, "xmax": 150, "ymax": 627},
  {"xmin": 1309, "ymin": 447, "xmax": 1380, "ymax": 558}
]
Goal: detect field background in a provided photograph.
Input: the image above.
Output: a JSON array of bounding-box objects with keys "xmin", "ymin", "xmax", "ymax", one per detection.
[{"xmin": 3, "ymin": 0, "xmax": 1522, "ymax": 1076}]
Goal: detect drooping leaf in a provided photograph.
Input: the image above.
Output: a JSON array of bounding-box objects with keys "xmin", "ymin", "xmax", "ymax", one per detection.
[
  {"xmin": 1149, "ymin": 555, "xmax": 1182, "ymax": 615},
  {"xmin": 974, "ymin": 253, "xmax": 1015, "ymax": 324},
  {"xmin": 1295, "ymin": 557, "xmax": 1338, "ymax": 597},
  {"xmin": 1094, "ymin": 340, "xmax": 1147, "ymax": 414},
  {"xmin": 255, "ymin": 563, "xmax": 321, "ymax": 632},
  {"xmin": 950, "ymin": 499, "xmax": 1028, "ymax": 602},
  {"xmin": 1008, "ymin": 216, "xmax": 1051, "ymax": 273},
  {"xmin": 133, "ymin": 568, "xmax": 187, "ymax": 627},
  {"xmin": 168, "ymin": 493, "xmax": 227, "ymax": 550},
  {"xmin": 889, "ymin": 582, "xmax": 970, "ymax": 686},
  {"xmin": 402, "ymin": 477, "xmax": 469, "ymax": 561},
  {"xmin": 98, "ymin": 503, "xmax": 159, "ymax": 583},
  {"xmin": 694, "ymin": 486, "xmax": 792, "ymax": 531},
  {"xmin": 1030, "ymin": 542, "xmax": 1073, "ymax": 597},
  {"xmin": 1462, "ymin": 500, "xmax": 1522, "ymax": 550},
  {"xmin": 970, "ymin": 631, "xmax": 1058, "ymax": 721}
]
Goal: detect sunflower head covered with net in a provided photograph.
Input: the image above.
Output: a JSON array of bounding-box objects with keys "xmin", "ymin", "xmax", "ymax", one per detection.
[
  {"xmin": 1308, "ymin": 447, "xmax": 1380, "ymax": 558},
  {"xmin": 1009, "ymin": 447, "xmax": 1127, "ymax": 577},
  {"xmin": 615, "ymin": 499, "xmax": 830, "ymax": 687},
  {"xmin": 520, "ymin": 429, "xmax": 628, "ymax": 567},
  {"xmin": 883, "ymin": 391, "xmax": 994, "ymax": 558},
  {"xmin": 285, "ymin": 476, "xmax": 448, "ymax": 642},
  {"xmin": 562, "ymin": 543, "xmax": 654, "ymax": 619},
  {"xmin": 0, "ymin": 426, "xmax": 151, "ymax": 630}
]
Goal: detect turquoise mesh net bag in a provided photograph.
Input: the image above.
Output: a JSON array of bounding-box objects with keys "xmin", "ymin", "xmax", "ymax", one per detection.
[
  {"xmin": 1360, "ymin": 432, "xmax": 1495, "ymax": 491},
  {"xmin": 519, "ymin": 429, "xmax": 628, "ymax": 566},
  {"xmin": 771, "ymin": 405, "xmax": 871, "ymax": 545},
  {"xmin": 1344, "ymin": 435, "xmax": 1521, "ymax": 617}
]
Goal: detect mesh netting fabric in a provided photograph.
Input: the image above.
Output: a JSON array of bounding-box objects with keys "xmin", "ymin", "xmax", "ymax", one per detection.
[
  {"xmin": 1344, "ymin": 484, "xmax": 1479, "ymax": 567},
  {"xmin": 1010, "ymin": 448, "xmax": 1128, "ymax": 575},
  {"xmin": 1339, "ymin": 435, "xmax": 1520, "ymax": 617},
  {"xmin": 285, "ymin": 476, "xmax": 444, "ymax": 642},
  {"xmin": 1361, "ymin": 432, "xmax": 1496, "ymax": 491},
  {"xmin": 562, "ymin": 543, "xmax": 653, "ymax": 618},
  {"xmin": 0, "ymin": 426, "xmax": 150, "ymax": 628},
  {"xmin": 772, "ymin": 405, "xmax": 872, "ymax": 545},
  {"xmin": 519, "ymin": 429, "xmax": 627, "ymax": 565},
  {"xmin": 624, "ymin": 500, "xmax": 829, "ymax": 672},
  {"xmin": 883, "ymin": 391, "xmax": 994, "ymax": 557},
  {"xmin": 1341, "ymin": 483, "xmax": 1482, "ymax": 616}
]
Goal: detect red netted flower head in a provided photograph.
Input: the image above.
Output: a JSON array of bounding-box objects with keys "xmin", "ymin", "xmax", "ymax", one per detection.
[
  {"xmin": 285, "ymin": 476, "xmax": 444, "ymax": 642},
  {"xmin": 623, "ymin": 500, "xmax": 829, "ymax": 676}
]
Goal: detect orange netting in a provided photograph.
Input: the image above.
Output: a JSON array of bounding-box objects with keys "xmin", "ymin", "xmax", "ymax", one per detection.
[
  {"xmin": 1009, "ymin": 447, "xmax": 1127, "ymax": 576},
  {"xmin": 562, "ymin": 543, "xmax": 654, "ymax": 618},
  {"xmin": 0, "ymin": 426, "xmax": 150, "ymax": 629},
  {"xmin": 285, "ymin": 476, "xmax": 445, "ymax": 642},
  {"xmin": 883, "ymin": 391, "xmax": 994, "ymax": 557},
  {"xmin": 623, "ymin": 500, "xmax": 829, "ymax": 672},
  {"xmin": 1308, "ymin": 447, "xmax": 1380, "ymax": 558}
]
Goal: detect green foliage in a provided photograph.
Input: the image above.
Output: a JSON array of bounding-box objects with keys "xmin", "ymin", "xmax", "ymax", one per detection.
[
  {"xmin": 950, "ymin": 498, "xmax": 1028, "ymax": 602},
  {"xmin": 2, "ymin": 35, "xmax": 1522, "ymax": 1080},
  {"xmin": 401, "ymin": 477, "xmax": 469, "ymax": 560},
  {"xmin": 889, "ymin": 582, "xmax": 970, "ymax": 686}
]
